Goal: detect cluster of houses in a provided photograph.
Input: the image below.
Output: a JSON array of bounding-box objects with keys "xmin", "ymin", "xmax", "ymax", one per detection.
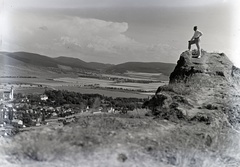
[
  {"xmin": 0, "ymin": 95, "xmax": 51, "ymax": 136},
  {"xmin": 0, "ymin": 87, "xmax": 25, "ymax": 136},
  {"xmin": 0, "ymin": 86, "xmax": 120, "ymax": 136},
  {"xmin": 0, "ymin": 103, "xmax": 21, "ymax": 136}
]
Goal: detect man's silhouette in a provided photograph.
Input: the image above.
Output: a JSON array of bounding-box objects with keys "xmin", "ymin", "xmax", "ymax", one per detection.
[{"xmin": 188, "ymin": 26, "xmax": 203, "ymax": 58}]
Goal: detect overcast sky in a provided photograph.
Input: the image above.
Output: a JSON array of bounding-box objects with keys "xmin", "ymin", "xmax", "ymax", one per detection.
[{"xmin": 0, "ymin": 0, "xmax": 240, "ymax": 66}]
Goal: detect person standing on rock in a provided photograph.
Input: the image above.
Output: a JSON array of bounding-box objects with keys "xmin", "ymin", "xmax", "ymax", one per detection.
[{"xmin": 188, "ymin": 26, "xmax": 203, "ymax": 58}]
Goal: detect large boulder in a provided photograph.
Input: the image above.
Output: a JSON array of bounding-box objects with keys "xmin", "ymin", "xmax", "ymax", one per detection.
[
  {"xmin": 169, "ymin": 51, "xmax": 234, "ymax": 84},
  {"xmin": 146, "ymin": 50, "xmax": 240, "ymax": 127}
]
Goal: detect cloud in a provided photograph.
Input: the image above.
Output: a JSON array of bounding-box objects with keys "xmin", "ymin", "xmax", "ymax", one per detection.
[
  {"xmin": 55, "ymin": 17, "xmax": 132, "ymax": 53},
  {"xmin": 3, "ymin": 11, "xmax": 153, "ymax": 63},
  {"xmin": 3, "ymin": 4, "xmax": 233, "ymax": 65},
  {"xmin": 39, "ymin": 26, "xmax": 48, "ymax": 31}
]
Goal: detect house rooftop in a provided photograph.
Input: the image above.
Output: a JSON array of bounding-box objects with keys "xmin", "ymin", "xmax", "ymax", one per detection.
[{"xmin": 3, "ymin": 91, "xmax": 11, "ymax": 93}]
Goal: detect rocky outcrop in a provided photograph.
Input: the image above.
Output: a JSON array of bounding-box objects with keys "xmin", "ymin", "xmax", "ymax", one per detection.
[
  {"xmin": 145, "ymin": 50, "xmax": 240, "ymax": 128},
  {"xmin": 169, "ymin": 51, "xmax": 233, "ymax": 84},
  {"xmin": 169, "ymin": 51, "xmax": 196, "ymax": 83}
]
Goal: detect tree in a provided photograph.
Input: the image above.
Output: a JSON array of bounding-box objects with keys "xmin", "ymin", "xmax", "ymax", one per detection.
[{"xmin": 92, "ymin": 97, "xmax": 101, "ymax": 112}]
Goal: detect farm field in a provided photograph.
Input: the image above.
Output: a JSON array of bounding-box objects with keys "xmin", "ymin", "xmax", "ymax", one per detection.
[
  {"xmin": 0, "ymin": 78, "xmax": 64, "ymax": 86},
  {"xmin": 0, "ymin": 75, "xmax": 161, "ymax": 98},
  {"xmin": 54, "ymin": 77, "xmax": 167, "ymax": 91},
  {"xmin": 13, "ymin": 88, "xmax": 46, "ymax": 95},
  {"xmin": 1, "ymin": 85, "xmax": 149, "ymax": 98},
  {"xmin": 102, "ymin": 72, "xmax": 167, "ymax": 81}
]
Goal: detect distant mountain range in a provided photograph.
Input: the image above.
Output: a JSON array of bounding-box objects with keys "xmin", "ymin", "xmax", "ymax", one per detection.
[{"xmin": 0, "ymin": 51, "xmax": 175, "ymax": 77}]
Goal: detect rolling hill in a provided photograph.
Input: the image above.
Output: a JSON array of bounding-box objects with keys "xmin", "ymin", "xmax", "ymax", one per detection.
[
  {"xmin": 105, "ymin": 62, "xmax": 176, "ymax": 76},
  {"xmin": 5, "ymin": 52, "xmax": 59, "ymax": 68},
  {"xmin": 0, "ymin": 52, "xmax": 111, "ymax": 75},
  {"xmin": 0, "ymin": 51, "xmax": 176, "ymax": 77}
]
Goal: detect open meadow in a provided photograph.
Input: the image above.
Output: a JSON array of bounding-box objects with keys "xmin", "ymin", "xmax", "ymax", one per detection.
[{"xmin": 1, "ymin": 110, "xmax": 240, "ymax": 167}]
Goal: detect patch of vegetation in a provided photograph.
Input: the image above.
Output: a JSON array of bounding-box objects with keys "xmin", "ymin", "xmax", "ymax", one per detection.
[{"xmin": 44, "ymin": 90, "xmax": 145, "ymax": 110}]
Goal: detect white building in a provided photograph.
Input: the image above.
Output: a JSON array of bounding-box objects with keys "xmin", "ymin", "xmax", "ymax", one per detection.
[
  {"xmin": 108, "ymin": 107, "xmax": 115, "ymax": 113},
  {"xmin": 40, "ymin": 94, "xmax": 48, "ymax": 101},
  {"xmin": 0, "ymin": 109, "xmax": 4, "ymax": 123},
  {"xmin": 3, "ymin": 87, "xmax": 14, "ymax": 101},
  {"xmin": 12, "ymin": 119, "xmax": 23, "ymax": 126}
]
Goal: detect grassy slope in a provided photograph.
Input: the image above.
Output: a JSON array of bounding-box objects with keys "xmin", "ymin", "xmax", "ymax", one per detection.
[
  {"xmin": 5, "ymin": 52, "xmax": 59, "ymax": 68},
  {"xmin": 3, "ymin": 112, "xmax": 240, "ymax": 167},
  {"xmin": 53, "ymin": 57, "xmax": 95, "ymax": 70}
]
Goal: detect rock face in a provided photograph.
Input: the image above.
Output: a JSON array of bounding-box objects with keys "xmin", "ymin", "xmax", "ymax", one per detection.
[
  {"xmin": 145, "ymin": 50, "xmax": 240, "ymax": 129},
  {"xmin": 169, "ymin": 51, "xmax": 233, "ymax": 84},
  {"xmin": 169, "ymin": 51, "xmax": 195, "ymax": 83}
]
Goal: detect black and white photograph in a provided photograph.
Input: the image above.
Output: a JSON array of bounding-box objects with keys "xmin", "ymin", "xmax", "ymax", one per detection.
[{"xmin": 0, "ymin": 0, "xmax": 240, "ymax": 166}]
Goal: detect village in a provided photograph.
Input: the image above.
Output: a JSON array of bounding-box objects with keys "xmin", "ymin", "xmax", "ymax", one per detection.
[{"xmin": 0, "ymin": 86, "xmax": 146, "ymax": 136}]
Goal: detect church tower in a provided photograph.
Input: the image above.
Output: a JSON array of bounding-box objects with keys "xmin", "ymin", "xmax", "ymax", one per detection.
[{"xmin": 10, "ymin": 86, "xmax": 14, "ymax": 100}]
